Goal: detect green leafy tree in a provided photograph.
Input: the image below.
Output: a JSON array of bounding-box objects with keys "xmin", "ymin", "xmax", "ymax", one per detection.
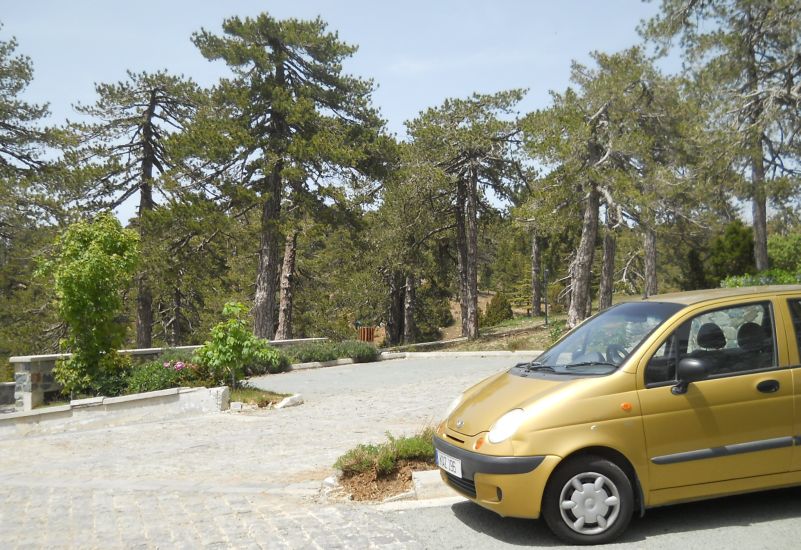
[
  {"xmin": 191, "ymin": 13, "xmax": 383, "ymax": 339},
  {"xmin": 707, "ymin": 220, "xmax": 756, "ymax": 285},
  {"xmin": 481, "ymin": 293, "xmax": 513, "ymax": 327},
  {"xmin": 194, "ymin": 301, "xmax": 283, "ymax": 387},
  {"xmin": 407, "ymin": 90, "xmax": 525, "ymax": 339},
  {"xmin": 0, "ymin": 26, "xmax": 75, "ymax": 370},
  {"xmin": 644, "ymin": 0, "xmax": 801, "ymax": 270},
  {"xmin": 70, "ymin": 70, "xmax": 202, "ymax": 348},
  {"xmin": 45, "ymin": 213, "xmax": 139, "ymax": 395},
  {"xmin": 522, "ymin": 49, "xmax": 704, "ymax": 325}
]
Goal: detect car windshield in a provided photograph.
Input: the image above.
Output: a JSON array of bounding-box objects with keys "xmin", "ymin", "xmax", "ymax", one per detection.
[{"xmin": 530, "ymin": 302, "xmax": 684, "ymax": 375}]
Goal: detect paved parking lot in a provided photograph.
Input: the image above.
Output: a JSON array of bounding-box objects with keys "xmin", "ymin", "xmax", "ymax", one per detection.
[{"xmin": 2, "ymin": 354, "xmax": 801, "ymax": 549}]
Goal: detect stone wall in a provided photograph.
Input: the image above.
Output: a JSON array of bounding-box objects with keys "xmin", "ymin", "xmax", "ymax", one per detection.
[
  {"xmin": 0, "ymin": 386, "xmax": 230, "ymax": 438},
  {"xmin": 0, "ymin": 382, "xmax": 14, "ymax": 406},
  {"xmin": 9, "ymin": 338, "xmax": 326, "ymax": 412}
]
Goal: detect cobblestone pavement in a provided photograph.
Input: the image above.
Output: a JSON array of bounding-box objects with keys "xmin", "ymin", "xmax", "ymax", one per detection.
[{"xmin": 0, "ymin": 356, "xmax": 532, "ymax": 549}]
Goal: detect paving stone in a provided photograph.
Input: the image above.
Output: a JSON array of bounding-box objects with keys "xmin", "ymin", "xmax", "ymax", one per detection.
[{"xmin": 0, "ymin": 356, "xmax": 528, "ymax": 548}]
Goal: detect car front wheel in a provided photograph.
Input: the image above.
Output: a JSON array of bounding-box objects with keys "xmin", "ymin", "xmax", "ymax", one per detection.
[{"xmin": 542, "ymin": 455, "xmax": 633, "ymax": 545}]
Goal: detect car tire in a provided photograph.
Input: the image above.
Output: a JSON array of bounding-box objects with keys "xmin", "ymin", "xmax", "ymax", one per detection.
[{"xmin": 542, "ymin": 455, "xmax": 634, "ymax": 545}]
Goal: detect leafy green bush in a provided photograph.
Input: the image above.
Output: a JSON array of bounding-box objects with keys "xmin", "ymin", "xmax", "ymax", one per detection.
[
  {"xmin": 126, "ymin": 361, "xmax": 185, "ymax": 394},
  {"xmin": 548, "ymin": 320, "xmax": 567, "ymax": 344},
  {"xmin": 333, "ymin": 340, "xmax": 378, "ymax": 363},
  {"xmin": 194, "ymin": 302, "xmax": 284, "ymax": 387},
  {"xmin": 768, "ymin": 233, "xmax": 801, "ymax": 273},
  {"xmin": 282, "ymin": 340, "xmax": 378, "ymax": 364},
  {"xmin": 481, "ymin": 293, "xmax": 513, "ymax": 327},
  {"xmin": 334, "ymin": 427, "xmax": 436, "ymax": 477},
  {"xmin": 126, "ymin": 355, "xmax": 220, "ymax": 394},
  {"xmin": 720, "ymin": 269, "xmax": 801, "ymax": 288},
  {"xmin": 42, "ymin": 214, "xmax": 139, "ymax": 396}
]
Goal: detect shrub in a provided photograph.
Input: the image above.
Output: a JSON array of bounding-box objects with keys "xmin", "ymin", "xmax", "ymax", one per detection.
[
  {"xmin": 194, "ymin": 302, "xmax": 284, "ymax": 387},
  {"xmin": 481, "ymin": 293, "xmax": 514, "ymax": 327},
  {"xmin": 43, "ymin": 214, "xmax": 139, "ymax": 396},
  {"xmin": 334, "ymin": 427, "xmax": 436, "ymax": 477},
  {"xmin": 720, "ymin": 269, "xmax": 801, "ymax": 288},
  {"xmin": 548, "ymin": 320, "xmax": 567, "ymax": 344},
  {"xmin": 282, "ymin": 340, "xmax": 378, "ymax": 364},
  {"xmin": 125, "ymin": 356, "xmax": 205, "ymax": 393}
]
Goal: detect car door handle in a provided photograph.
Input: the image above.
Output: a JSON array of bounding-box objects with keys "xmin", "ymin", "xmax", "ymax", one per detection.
[{"xmin": 756, "ymin": 379, "xmax": 780, "ymax": 393}]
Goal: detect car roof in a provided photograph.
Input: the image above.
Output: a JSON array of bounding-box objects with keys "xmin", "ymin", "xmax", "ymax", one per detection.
[{"xmin": 641, "ymin": 285, "xmax": 801, "ymax": 306}]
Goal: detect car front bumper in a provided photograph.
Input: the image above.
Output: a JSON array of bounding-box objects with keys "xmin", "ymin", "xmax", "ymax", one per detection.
[{"xmin": 433, "ymin": 435, "xmax": 560, "ymax": 519}]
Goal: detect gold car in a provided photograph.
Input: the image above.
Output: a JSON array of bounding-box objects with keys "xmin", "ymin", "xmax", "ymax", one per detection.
[{"xmin": 434, "ymin": 285, "xmax": 801, "ymax": 544}]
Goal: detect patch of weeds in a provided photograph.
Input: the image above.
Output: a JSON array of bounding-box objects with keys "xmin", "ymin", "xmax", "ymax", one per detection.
[
  {"xmin": 229, "ymin": 385, "xmax": 290, "ymax": 408},
  {"xmin": 335, "ymin": 426, "xmax": 436, "ymax": 477}
]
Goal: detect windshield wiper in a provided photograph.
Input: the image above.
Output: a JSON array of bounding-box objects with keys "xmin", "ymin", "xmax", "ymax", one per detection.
[
  {"xmin": 523, "ymin": 361, "xmax": 557, "ymax": 373},
  {"xmin": 564, "ymin": 361, "xmax": 617, "ymax": 369}
]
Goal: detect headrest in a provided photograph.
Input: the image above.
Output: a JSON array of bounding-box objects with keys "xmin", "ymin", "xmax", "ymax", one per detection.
[
  {"xmin": 737, "ymin": 322, "xmax": 764, "ymax": 351},
  {"xmin": 697, "ymin": 323, "xmax": 726, "ymax": 350}
]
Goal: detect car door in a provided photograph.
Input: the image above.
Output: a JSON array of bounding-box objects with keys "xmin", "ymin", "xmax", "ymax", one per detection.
[
  {"xmin": 784, "ymin": 297, "xmax": 801, "ymax": 471},
  {"xmin": 637, "ymin": 299, "xmax": 794, "ymax": 491}
]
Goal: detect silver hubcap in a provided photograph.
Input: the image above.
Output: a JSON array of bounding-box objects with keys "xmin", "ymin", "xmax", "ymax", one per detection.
[{"xmin": 559, "ymin": 471, "xmax": 621, "ymax": 535}]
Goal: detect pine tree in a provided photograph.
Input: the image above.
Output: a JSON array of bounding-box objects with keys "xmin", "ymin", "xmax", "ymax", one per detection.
[{"xmin": 191, "ymin": 13, "xmax": 383, "ymax": 339}]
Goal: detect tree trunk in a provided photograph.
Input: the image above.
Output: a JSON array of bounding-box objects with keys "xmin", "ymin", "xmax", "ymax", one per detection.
[
  {"xmin": 643, "ymin": 226, "xmax": 658, "ymax": 297},
  {"xmin": 254, "ymin": 56, "xmax": 288, "ymax": 339},
  {"xmin": 169, "ymin": 286, "xmax": 183, "ymax": 346},
  {"xmin": 275, "ymin": 228, "xmax": 299, "ymax": 341},
  {"xmin": 464, "ymin": 169, "xmax": 480, "ymax": 340},
  {"xmin": 599, "ymin": 212, "xmax": 616, "ymax": 311},
  {"xmin": 567, "ymin": 185, "xmax": 600, "ymax": 328},
  {"xmin": 531, "ymin": 232, "xmax": 542, "ymax": 316},
  {"xmin": 745, "ymin": 18, "xmax": 769, "ymax": 271},
  {"xmin": 253, "ymin": 176, "xmax": 282, "ymax": 340},
  {"xmin": 386, "ymin": 271, "xmax": 404, "ymax": 346},
  {"xmin": 135, "ymin": 89, "xmax": 158, "ymax": 349},
  {"xmin": 403, "ymin": 274, "xmax": 415, "ymax": 344},
  {"xmin": 454, "ymin": 182, "xmax": 470, "ymax": 337}
]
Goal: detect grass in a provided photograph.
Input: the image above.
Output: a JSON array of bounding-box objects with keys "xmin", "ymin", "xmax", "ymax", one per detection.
[
  {"xmin": 335, "ymin": 427, "xmax": 436, "ymax": 477},
  {"xmin": 229, "ymin": 386, "xmax": 290, "ymax": 407},
  {"xmin": 441, "ymin": 313, "xmax": 567, "ymax": 352}
]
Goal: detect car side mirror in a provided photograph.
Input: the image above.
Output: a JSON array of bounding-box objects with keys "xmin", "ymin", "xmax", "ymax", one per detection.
[{"xmin": 672, "ymin": 357, "xmax": 707, "ymax": 395}]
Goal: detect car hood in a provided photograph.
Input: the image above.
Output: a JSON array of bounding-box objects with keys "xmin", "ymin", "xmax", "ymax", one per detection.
[{"xmin": 447, "ymin": 370, "xmax": 568, "ymax": 437}]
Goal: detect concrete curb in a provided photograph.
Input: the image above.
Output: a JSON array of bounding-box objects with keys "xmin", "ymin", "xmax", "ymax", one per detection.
[
  {"xmin": 286, "ymin": 350, "xmax": 541, "ymax": 372},
  {"xmin": 379, "ymin": 350, "xmax": 542, "ymax": 359},
  {"xmin": 0, "ymin": 386, "xmax": 230, "ymax": 438}
]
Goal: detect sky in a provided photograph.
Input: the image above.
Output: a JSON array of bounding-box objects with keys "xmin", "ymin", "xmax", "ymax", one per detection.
[{"xmin": 3, "ymin": 0, "xmax": 670, "ymax": 137}]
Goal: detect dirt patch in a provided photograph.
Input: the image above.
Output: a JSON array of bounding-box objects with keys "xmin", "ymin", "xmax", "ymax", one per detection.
[{"xmin": 339, "ymin": 459, "xmax": 435, "ymax": 501}]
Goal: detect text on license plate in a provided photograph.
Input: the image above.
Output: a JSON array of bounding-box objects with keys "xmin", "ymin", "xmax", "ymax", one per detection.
[{"xmin": 436, "ymin": 450, "xmax": 462, "ymax": 478}]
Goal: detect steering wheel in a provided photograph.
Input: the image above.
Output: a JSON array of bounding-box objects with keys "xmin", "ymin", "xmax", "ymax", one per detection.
[{"xmin": 606, "ymin": 344, "xmax": 628, "ymax": 365}]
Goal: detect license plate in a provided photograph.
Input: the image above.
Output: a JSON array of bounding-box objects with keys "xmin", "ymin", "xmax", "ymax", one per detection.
[{"xmin": 436, "ymin": 450, "xmax": 462, "ymax": 478}]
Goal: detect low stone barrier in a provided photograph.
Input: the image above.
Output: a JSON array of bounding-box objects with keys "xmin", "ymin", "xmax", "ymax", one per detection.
[
  {"xmin": 0, "ymin": 382, "xmax": 14, "ymax": 406},
  {"xmin": 0, "ymin": 386, "xmax": 230, "ymax": 438},
  {"xmin": 9, "ymin": 338, "xmax": 326, "ymax": 412}
]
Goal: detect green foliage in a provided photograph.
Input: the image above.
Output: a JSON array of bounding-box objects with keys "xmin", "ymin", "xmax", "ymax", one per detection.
[
  {"xmin": 44, "ymin": 214, "xmax": 139, "ymax": 396},
  {"xmin": 548, "ymin": 320, "xmax": 567, "ymax": 344},
  {"xmin": 194, "ymin": 302, "xmax": 284, "ymax": 386},
  {"xmin": 481, "ymin": 293, "xmax": 514, "ymax": 327},
  {"xmin": 229, "ymin": 386, "xmax": 289, "ymax": 407},
  {"xmin": 768, "ymin": 233, "xmax": 801, "ymax": 273},
  {"xmin": 126, "ymin": 360, "xmax": 185, "ymax": 394},
  {"xmin": 720, "ymin": 269, "xmax": 801, "ymax": 288},
  {"xmin": 414, "ymin": 282, "xmax": 454, "ymax": 341},
  {"xmin": 334, "ymin": 427, "xmax": 436, "ymax": 477},
  {"xmin": 282, "ymin": 340, "xmax": 378, "ymax": 364},
  {"xmin": 707, "ymin": 220, "xmax": 755, "ymax": 286}
]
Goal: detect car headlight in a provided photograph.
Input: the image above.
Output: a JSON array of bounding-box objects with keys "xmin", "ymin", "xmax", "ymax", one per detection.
[
  {"xmin": 488, "ymin": 409, "xmax": 525, "ymax": 444},
  {"xmin": 443, "ymin": 393, "xmax": 464, "ymax": 419}
]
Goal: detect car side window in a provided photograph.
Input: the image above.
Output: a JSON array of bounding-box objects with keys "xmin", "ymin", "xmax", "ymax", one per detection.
[
  {"xmin": 787, "ymin": 299, "xmax": 801, "ymax": 361},
  {"xmin": 645, "ymin": 302, "xmax": 775, "ymax": 385}
]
